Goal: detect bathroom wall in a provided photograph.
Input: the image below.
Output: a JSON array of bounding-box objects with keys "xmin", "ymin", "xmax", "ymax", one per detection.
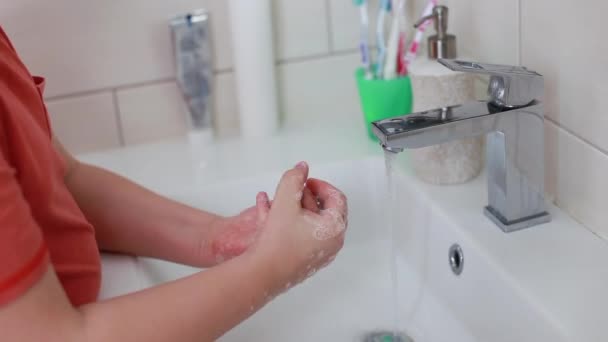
[
  {"xmin": 0, "ymin": 0, "xmax": 371, "ymax": 152},
  {"xmin": 427, "ymin": 0, "xmax": 608, "ymax": 240},
  {"xmin": 3, "ymin": 1, "xmax": 607, "ymax": 239}
]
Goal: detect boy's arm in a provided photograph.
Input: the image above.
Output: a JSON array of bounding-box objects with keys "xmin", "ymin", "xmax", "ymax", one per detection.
[
  {"xmin": 2, "ymin": 155, "xmax": 348, "ymax": 342},
  {"xmin": 2, "ymin": 254, "xmax": 276, "ymax": 342},
  {"xmin": 53, "ymin": 138, "xmax": 222, "ymax": 267}
]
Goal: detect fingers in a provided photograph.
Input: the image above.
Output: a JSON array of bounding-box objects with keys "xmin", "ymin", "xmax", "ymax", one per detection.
[
  {"xmin": 273, "ymin": 161, "xmax": 309, "ymax": 212},
  {"xmin": 301, "ymin": 179, "xmax": 348, "ymax": 242},
  {"xmin": 302, "ymin": 209, "xmax": 347, "ymax": 242},
  {"xmin": 305, "ymin": 179, "xmax": 347, "ymax": 217},
  {"xmin": 301, "ymin": 184, "xmax": 320, "ymax": 213},
  {"xmin": 256, "ymin": 191, "xmax": 271, "ymax": 225}
]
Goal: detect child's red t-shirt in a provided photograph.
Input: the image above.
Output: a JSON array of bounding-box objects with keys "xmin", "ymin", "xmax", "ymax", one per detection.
[{"xmin": 0, "ymin": 27, "xmax": 101, "ymax": 306}]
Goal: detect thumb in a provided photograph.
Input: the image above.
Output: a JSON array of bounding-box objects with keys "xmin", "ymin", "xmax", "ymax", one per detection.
[
  {"xmin": 273, "ymin": 161, "xmax": 309, "ymax": 213},
  {"xmin": 256, "ymin": 191, "xmax": 271, "ymax": 226}
]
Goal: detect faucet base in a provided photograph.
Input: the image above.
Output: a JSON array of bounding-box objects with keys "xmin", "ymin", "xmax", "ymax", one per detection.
[{"xmin": 484, "ymin": 206, "xmax": 551, "ymax": 233}]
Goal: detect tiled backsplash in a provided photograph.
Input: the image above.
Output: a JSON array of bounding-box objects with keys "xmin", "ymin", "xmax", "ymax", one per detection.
[
  {"xmin": 2, "ymin": 1, "xmax": 607, "ymax": 239},
  {"xmin": 0, "ymin": 0, "xmax": 371, "ymax": 153}
]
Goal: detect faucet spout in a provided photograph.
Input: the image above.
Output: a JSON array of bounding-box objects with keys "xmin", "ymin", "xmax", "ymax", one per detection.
[
  {"xmin": 382, "ymin": 145, "xmax": 404, "ymax": 153},
  {"xmin": 372, "ymin": 99, "xmax": 550, "ymax": 232},
  {"xmin": 372, "ymin": 101, "xmax": 507, "ymax": 151},
  {"xmin": 371, "ymin": 59, "xmax": 551, "ymax": 232},
  {"xmin": 371, "ymin": 57, "xmax": 553, "ymax": 233}
]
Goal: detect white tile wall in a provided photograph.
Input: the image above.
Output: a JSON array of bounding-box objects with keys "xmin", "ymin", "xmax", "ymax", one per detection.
[
  {"xmin": 328, "ymin": 0, "xmax": 391, "ymax": 53},
  {"xmin": 277, "ymin": 53, "xmax": 361, "ymax": 127},
  {"xmin": 328, "ymin": 0, "xmax": 374, "ymax": 52},
  {"xmin": 213, "ymin": 72, "xmax": 241, "ymax": 138},
  {"xmin": 115, "ymin": 72, "xmax": 240, "ymax": 145},
  {"xmin": 521, "ymin": 0, "xmax": 608, "ymax": 153},
  {"xmin": 441, "ymin": 0, "xmax": 519, "ymax": 65},
  {"xmin": 1, "ymin": 0, "xmax": 363, "ymax": 149},
  {"xmin": 273, "ymin": 0, "xmax": 330, "ymax": 59},
  {"xmin": 545, "ymin": 121, "xmax": 608, "ymax": 240},
  {"xmin": 0, "ymin": 0, "xmax": 233, "ymax": 97},
  {"xmin": 46, "ymin": 92, "xmax": 121, "ymax": 153},
  {"xmin": 116, "ymin": 81, "xmax": 189, "ymax": 145},
  {"xmin": 3, "ymin": 0, "xmax": 607, "ymax": 236}
]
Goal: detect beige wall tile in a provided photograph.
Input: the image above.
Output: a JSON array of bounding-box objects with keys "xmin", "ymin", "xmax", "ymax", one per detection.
[
  {"xmin": 278, "ymin": 53, "xmax": 361, "ymax": 127},
  {"xmin": 328, "ymin": 0, "xmax": 382, "ymax": 52},
  {"xmin": 117, "ymin": 81, "xmax": 189, "ymax": 145},
  {"xmin": 273, "ymin": 0, "xmax": 330, "ymax": 59},
  {"xmin": 214, "ymin": 72, "xmax": 240, "ymax": 138},
  {"xmin": 443, "ymin": 0, "xmax": 518, "ymax": 64},
  {"xmin": 46, "ymin": 92, "xmax": 121, "ymax": 154},
  {"xmin": 117, "ymin": 74, "xmax": 238, "ymax": 145},
  {"xmin": 545, "ymin": 120, "xmax": 608, "ymax": 240},
  {"xmin": 0, "ymin": 0, "xmax": 232, "ymax": 98},
  {"xmin": 521, "ymin": 0, "xmax": 608, "ymax": 153}
]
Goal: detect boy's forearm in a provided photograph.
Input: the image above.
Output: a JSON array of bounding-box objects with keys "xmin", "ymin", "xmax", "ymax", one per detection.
[
  {"xmin": 79, "ymin": 252, "xmax": 275, "ymax": 342},
  {"xmin": 4, "ymin": 254, "xmax": 276, "ymax": 342},
  {"xmin": 65, "ymin": 161, "xmax": 219, "ymax": 266}
]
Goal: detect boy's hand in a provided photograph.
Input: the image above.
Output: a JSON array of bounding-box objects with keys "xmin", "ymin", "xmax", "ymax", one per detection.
[
  {"xmin": 201, "ymin": 167, "xmax": 321, "ymax": 266},
  {"xmin": 248, "ymin": 162, "xmax": 348, "ymax": 295}
]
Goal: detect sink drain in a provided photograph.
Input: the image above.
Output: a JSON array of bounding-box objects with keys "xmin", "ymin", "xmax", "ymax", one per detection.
[
  {"xmin": 362, "ymin": 331, "xmax": 414, "ymax": 342},
  {"xmin": 449, "ymin": 243, "xmax": 464, "ymax": 275}
]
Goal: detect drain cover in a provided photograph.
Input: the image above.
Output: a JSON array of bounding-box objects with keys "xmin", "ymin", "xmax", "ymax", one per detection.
[{"xmin": 362, "ymin": 331, "xmax": 414, "ymax": 342}]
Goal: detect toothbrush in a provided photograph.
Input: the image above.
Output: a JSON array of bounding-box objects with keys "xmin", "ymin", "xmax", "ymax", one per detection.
[
  {"xmin": 384, "ymin": 0, "xmax": 407, "ymax": 79},
  {"xmin": 353, "ymin": 0, "xmax": 372, "ymax": 77},
  {"xmin": 382, "ymin": 0, "xmax": 402, "ymax": 79},
  {"xmin": 375, "ymin": 0, "xmax": 391, "ymax": 79},
  {"xmin": 397, "ymin": 30, "xmax": 408, "ymax": 75},
  {"xmin": 403, "ymin": 0, "xmax": 437, "ymax": 68},
  {"xmin": 396, "ymin": 0, "xmax": 409, "ymax": 75}
]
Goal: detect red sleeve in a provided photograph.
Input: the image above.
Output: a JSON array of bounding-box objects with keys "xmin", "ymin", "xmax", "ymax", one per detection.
[{"xmin": 0, "ymin": 149, "xmax": 49, "ymax": 306}]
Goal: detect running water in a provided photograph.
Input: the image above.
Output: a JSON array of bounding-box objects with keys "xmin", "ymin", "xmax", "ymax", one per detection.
[
  {"xmin": 384, "ymin": 150, "xmax": 402, "ymax": 341},
  {"xmin": 382, "ymin": 150, "xmax": 426, "ymax": 342}
]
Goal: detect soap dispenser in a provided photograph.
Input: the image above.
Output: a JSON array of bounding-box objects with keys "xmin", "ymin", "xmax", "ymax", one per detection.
[
  {"xmin": 407, "ymin": 5, "xmax": 483, "ymax": 185},
  {"xmin": 414, "ymin": 5, "xmax": 456, "ymax": 59}
]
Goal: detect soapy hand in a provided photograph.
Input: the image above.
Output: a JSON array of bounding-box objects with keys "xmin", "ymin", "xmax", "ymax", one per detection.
[
  {"xmin": 203, "ymin": 170, "xmax": 323, "ymax": 265},
  {"xmin": 248, "ymin": 161, "xmax": 348, "ymax": 295},
  {"xmin": 205, "ymin": 205, "xmax": 263, "ymax": 265}
]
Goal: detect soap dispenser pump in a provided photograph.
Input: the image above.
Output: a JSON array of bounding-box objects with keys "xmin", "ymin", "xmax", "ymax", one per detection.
[{"xmin": 414, "ymin": 5, "xmax": 456, "ymax": 59}]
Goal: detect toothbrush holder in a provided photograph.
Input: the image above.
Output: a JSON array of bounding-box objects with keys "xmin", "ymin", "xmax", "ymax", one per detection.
[{"xmin": 355, "ymin": 68, "xmax": 413, "ymax": 140}]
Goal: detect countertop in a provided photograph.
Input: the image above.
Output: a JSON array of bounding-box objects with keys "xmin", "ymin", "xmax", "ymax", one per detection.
[{"xmin": 79, "ymin": 120, "xmax": 380, "ymax": 196}]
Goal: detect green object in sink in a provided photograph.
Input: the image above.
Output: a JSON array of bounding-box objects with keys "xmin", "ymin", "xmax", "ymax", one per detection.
[
  {"xmin": 361, "ymin": 331, "xmax": 413, "ymax": 342},
  {"xmin": 355, "ymin": 68, "xmax": 413, "ymax": 141}
]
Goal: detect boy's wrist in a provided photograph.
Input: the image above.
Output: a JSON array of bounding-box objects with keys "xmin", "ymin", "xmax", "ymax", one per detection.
[
  {"xmin": 240, "ymin": 248, "xmax": 286, "ymax": 298},
  {"xmin": 180, "ymin": 213, "xmax": 225, "ymax": 268}
]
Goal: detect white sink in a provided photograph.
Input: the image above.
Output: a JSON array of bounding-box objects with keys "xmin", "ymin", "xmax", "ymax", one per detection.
[{"xmin": 98, "ymin": 156, "xmax": 606, "ymax": 341}]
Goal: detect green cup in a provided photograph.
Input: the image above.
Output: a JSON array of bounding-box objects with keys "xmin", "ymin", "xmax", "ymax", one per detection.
[{"xmin": 355, "ymin": 68, "xmax": 413, "ymax": 140}]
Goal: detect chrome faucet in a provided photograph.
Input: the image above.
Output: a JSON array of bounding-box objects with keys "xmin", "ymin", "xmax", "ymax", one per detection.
[{"xmin": 372, "ymin": 59, "xmax": 550, "ymax": 232}]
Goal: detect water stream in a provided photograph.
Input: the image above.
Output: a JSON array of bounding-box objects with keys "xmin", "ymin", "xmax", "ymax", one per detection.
[{"xmin": 384, "ymin": 150, "xmax": 402, "ymax": 341}]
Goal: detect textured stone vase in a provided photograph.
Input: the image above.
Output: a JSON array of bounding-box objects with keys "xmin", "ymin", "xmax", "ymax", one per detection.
[{"xmin": 409, "ymin": 60, "xmax": 484, "ymax": 185}]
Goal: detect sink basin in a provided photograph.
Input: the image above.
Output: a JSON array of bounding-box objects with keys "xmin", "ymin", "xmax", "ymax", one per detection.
[
  {"xmin": 137, "ymin": 158, "xmax": 480, "ymax": 342},
  {"xmin": 98, "ymin": 156, "xmax": 594, "ymax": 341}
]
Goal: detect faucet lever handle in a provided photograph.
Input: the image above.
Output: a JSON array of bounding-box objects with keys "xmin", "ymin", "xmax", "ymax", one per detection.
[
  {"xmin": 438, "ymin": 59, "xmax": 539, "ymax": 77},
  {"xmin": 438, "ymin": 59, "xmax": 544, "ymax": 108}
]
